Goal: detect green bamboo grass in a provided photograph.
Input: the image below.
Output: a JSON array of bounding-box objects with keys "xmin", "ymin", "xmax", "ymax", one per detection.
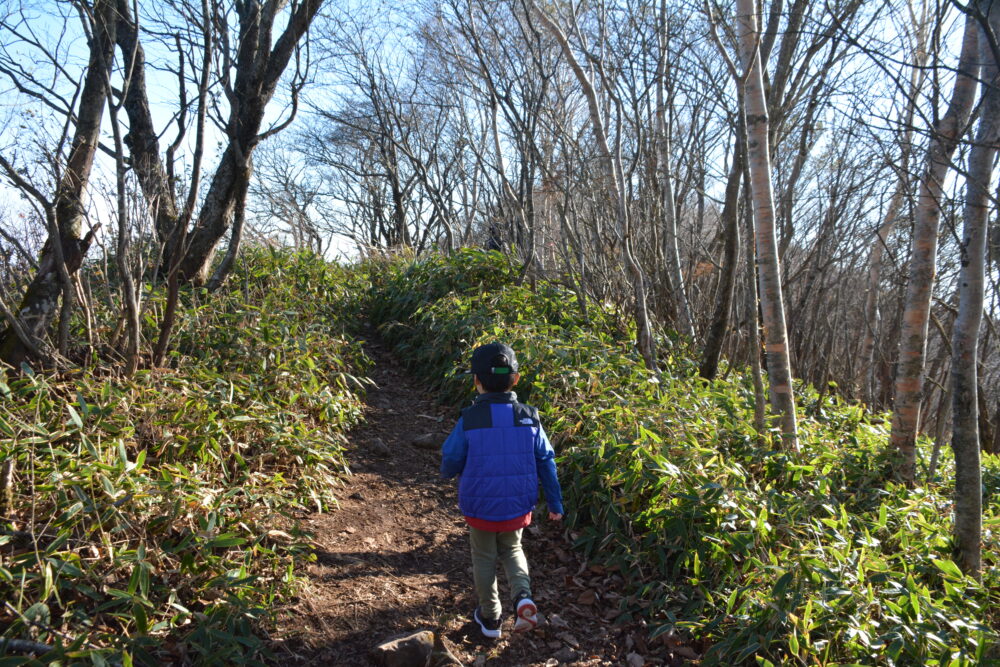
[
  {"xmin": 1, "ymin": 249, "xmax": 369, "ymax": 665},
  {"xmin": 367, "ymin": 249, "xmax": 999, "ymax": 666}
]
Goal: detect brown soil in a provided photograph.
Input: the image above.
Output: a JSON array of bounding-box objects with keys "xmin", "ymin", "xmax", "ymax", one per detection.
[{"xmin": 270, "ymin": 341, "xmax": 681, "ymax": 666}]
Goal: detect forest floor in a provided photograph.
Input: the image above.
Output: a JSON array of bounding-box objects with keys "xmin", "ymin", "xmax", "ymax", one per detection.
[{"xmin": 268, "ymin": 340, "xmax": 686, "ymax": 666}]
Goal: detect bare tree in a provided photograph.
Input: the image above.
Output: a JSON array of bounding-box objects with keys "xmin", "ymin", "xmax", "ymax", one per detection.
[
  {"xmin": 655, "ymin": 0, "xmax": 696, "ymax": 341},
  {"xmin": 858, "ymin": 0, "xmax": 931, "ymax": 402},
  {"xmin": 249, "ymin": 142, "xmax": 324, "ymax": 253},
  {"xmin": 699, "ymin": 119, "xmax": 744, "ymax": 380},
  {"xmin": 890, "ymin": 9, "xmax": 980, "ymax": 483},
  {"xmin": 530, "ymin": 0, "xmax": 658, "ymax": 371},
  {"xmin": 950, "ymin": 0, "xmax": 1000, "ymax": 578},
  {"xmin": 728, "ymin": 0, "xmax": 799, "ymax": 448},
  {"xmin": 0, "ymin": 0, "xmax": 118, "ymax": 366}
]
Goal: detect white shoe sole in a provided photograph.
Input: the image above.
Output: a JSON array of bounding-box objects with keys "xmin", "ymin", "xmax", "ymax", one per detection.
[
  {"xmin": 514, "ymin": 599, "xmax": 538, "ymax": 632},
  {"xmin": 474, "ymin": 608, "xmax": 502, "ymax": 638}
]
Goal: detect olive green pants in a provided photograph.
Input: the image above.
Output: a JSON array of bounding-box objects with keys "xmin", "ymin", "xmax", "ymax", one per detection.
[{"xmin": 469, "ymin": 527, "xmax": 532, "ymax": 620}]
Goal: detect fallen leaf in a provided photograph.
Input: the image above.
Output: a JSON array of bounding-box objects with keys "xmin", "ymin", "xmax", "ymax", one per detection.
[
  {"xmin": 265, "ymin": 529, "xmax": 294, "ymax": 544},
  {"xmin": 577, "ymin": 589, "xmax": 597, "ymax": 605},
  {"xmin": 673, "ymin": 645, "xmax": 700, "ymax": 659},
  {"xmin": 552, "ymin": 647, "xmax": 578, "ymax": 662},
  {"xmin": 548, "ymin": 613, "xmax": 570, "ymax": 629}
]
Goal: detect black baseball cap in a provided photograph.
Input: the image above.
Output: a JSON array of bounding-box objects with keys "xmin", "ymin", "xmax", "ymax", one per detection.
[{"xmin": 467, "ymin": 342, "xmax": 519, "ymax": 377}]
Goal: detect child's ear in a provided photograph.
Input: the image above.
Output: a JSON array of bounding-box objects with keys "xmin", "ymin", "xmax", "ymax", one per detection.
[{"xmin": 511, "ymin": 373, "xmax": 521, "ymax": 386}]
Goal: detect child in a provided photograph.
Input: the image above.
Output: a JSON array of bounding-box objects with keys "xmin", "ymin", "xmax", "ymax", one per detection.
[{"xmin": 440, "ymin": 342, "xmax": 564, "ymax": 639}]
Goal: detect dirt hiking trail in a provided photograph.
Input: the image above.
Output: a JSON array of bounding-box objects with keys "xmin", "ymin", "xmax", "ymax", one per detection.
[{"xmin": 271, "ymin": 341, "xmax": 684, "ymax": 666}]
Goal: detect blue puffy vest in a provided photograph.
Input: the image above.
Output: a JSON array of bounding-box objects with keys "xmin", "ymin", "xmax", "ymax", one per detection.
[{"xmin": 457, "ymin": 397, "xmax": 541, "ymax": 521}]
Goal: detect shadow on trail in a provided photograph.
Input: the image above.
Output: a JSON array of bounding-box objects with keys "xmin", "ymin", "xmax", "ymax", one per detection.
[
  {"xmin": 270, "ymin": 338, "xmax": 651, "ymax": 666},
  {"xmin": 311, "ymin": 532, "xmax": 468, "ymax": 582}
]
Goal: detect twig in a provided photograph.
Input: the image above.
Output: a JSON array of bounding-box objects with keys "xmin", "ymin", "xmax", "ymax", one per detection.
[
  {"xmin": 0, "ymin": 281, "xmax": 52, "ymax": 363},
  {"xmin": 0, "ymin": 637, "xmax": 53, "ymax": 655},
  {"xmin": 0, "ymin": 226, "xmax": 39, "ymax": 270}
]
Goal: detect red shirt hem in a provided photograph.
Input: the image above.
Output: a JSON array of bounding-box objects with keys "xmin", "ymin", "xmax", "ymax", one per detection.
[{"xmin": 465, "ymin": 512, "xmax": 532, "ymax": 532}]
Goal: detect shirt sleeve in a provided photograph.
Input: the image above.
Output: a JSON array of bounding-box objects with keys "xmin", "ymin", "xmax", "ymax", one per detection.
[
  {"xmin": 534, "ymin": 424, "xmax": 564, "ymax": 515},
  {"xmin": 440, "ymin": 417, "xmax": 468, "ymax": 479}
]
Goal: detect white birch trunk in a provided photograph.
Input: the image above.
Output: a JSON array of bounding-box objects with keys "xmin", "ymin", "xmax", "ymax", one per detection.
[
  {"xmin": 736, "ymin": 0, "xmax": 798, "ymax": 449},
  {"xmin": 949, "ymin": 0, "xmax": 1000, "ymax": 578}
]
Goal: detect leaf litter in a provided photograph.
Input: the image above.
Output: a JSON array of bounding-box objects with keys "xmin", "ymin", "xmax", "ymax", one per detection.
[{"xmin": 269, "ymin": 341, "xmax": 694, "ymax": 666}]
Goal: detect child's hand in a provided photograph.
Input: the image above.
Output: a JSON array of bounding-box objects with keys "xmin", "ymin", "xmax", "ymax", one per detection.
[{"xmin": 548, "ymin": 512, "xmax": 562, "ymax": 521}]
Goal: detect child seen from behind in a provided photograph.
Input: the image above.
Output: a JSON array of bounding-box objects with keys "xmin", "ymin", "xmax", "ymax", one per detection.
[{"xmin": 440, "ymin": 342, "xmax": 564, "ymax": 638}]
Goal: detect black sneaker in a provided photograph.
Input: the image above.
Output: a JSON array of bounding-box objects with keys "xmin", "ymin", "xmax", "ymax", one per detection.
[{"xmin": 473, "ymin": 606, "xmax": 502, "ymax": 639}]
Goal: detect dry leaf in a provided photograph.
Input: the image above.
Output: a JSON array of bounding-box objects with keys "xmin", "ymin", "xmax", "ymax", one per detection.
[
  {"xmin": 266, "ymin": 529, "xmax": 294, "ymax": 544},
  {"xmin": 548, "ymin": 613, "xmax": 570, "ymax": 629},
  {"xmin": 626, "ymin": 653, "xmax": 645, "ymax": 667},
  {"xmin": 673, "ymin": 645, "xmax": 700, "ymax": 660}
]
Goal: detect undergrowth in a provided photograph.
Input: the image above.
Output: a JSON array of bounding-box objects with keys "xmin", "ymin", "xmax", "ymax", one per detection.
[
  {"xmin": 0, "ymin": 249, "xmax": 368, "ymax": 665},
  {"xmin": 4, "ymin": 246, "xmax": 997, "ymax": 666},
  {"xmin": 365, "ymin": 249, "xmax": 1000, "ymax": 666}
]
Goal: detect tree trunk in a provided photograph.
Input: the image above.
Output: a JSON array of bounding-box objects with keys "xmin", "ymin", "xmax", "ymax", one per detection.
[
  {"xmin": 178, "ymin": 0, "xmax": 324, "ymax": 284},
  {"xmin": 0, "ymin": 0, "xmax": 117, "ymax": 366},
  {"xmin": 0, "ymin": 456, "xmax": 12, "ymax": 517},
  {"xmin": 744, "ymin": 165, "xmax": 767, "ymax": 437},
  {"xmin": 993, "ymin": 401, "xmax": 1000, "ymax": 455},
  {"xmin": 115, "ymin": 0, "xmax": 179, "ymax": 245},
  {"xmin": 927, "ymin": 381, "xmax": 951, "ymax": 481},
  {"xmin": 950, "ymin": 0, "xmax": 1000, "ymax": 578},
  {"xmin": 700, "ymin": 128, "xmax": 744, "ymax": 380},
  {"xmin": 890, "ymin": 14, "xmax": 980, "ymax": 483},
  {"xmin": 736, "ymin": 0, "xmax": 798, "ymax": 449},
  {"xmin": 861, "ymin": 182, "xmax": 907, "ymax": 401},
  {"xmin": 109, "ymin": 98, "xmax": 141, "ymax": 376},
  {"xmin": 207, "ymin": 161, "xmax": 253, "ymax": 291},
  {"xmin": 178, "ymin": 142, "xmax": 254, "ymax": 283},
  {"xmin": 656, "ymin": 0, "xmax": 695, "ymax": 342},
  {"xmin": 859, "ymin": 9, "xmax": 929, "ymax": 401}
]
